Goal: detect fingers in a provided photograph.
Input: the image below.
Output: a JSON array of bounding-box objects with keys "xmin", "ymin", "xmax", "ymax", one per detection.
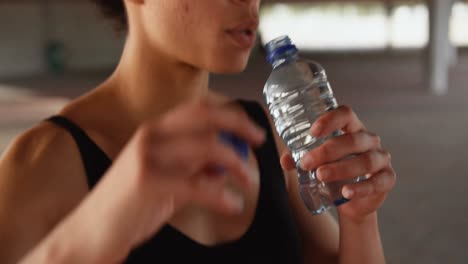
[
  {"xmin": 204, "ymin": 138, "xmax": 253, "ymax": 189},
  {"xmin": 316, "ymin": 149, "xmax": 391, "ymax": 182},
  {"xmin": 151, "ymin": 133, "xmax": 253, "ymax": 190},
  {"xmin": 132, "ymin": 99, "xmax": 264, "ymax": 217},
  {"xmin": 280, "ymin": 152, "xmax": 296, "ymax": 171},
  {"xmin": 158, "ymin": 99, "xmax": 266, "ymax": 147},
  {"xmin": 144, "ymin": 133, "xmax": 251, "ymax": 215},
  {"xmin": 310, "ymin": 105, "xmax": 365, "ymax": 137},
  {"xmin": 200, "ymin": 104, "xmax": 265, "ymax": 146},
  {"xmin": 191, "ymin": 176, "xmax": 245, "ymax": 215},
  {"xmin": 300, "ymin": 131, "xmax": 381, "ymax": 170},
  {"xmin": 341, "ymin": 168, "xmax": 396, "ymax": 199}
]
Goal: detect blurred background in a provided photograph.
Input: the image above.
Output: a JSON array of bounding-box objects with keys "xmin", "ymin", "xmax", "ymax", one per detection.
[{"xmin": 1, "ymin": 0, "xmax": 467, "ymax": 263}]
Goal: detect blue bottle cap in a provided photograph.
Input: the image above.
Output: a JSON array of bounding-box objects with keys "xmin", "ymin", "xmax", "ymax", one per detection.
[
  {"xmin": 215, "ymin": 132, "xmax": 249, "ymax": 175},
  {"xmin": 265, "ymin": 35, "xmax": 298, "ymax": 65},
  {"xmin": 219, "ymin": 131, "xmax": 249, "ymax": 161}
]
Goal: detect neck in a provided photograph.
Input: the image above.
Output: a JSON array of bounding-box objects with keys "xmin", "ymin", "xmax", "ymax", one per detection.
[{"xmin": 104, "ymin": 35, "xmax": 210, "ymax": 124}]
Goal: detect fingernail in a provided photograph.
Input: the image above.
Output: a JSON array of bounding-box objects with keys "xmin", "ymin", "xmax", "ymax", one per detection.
[
  {"xmin": 300, "ymin": 155, "xmax": 313, "ymax": 170},
  {"xmin": 310, "ymin": 123, "xmax": 322, "ymax": 137},
  {"xmin": 317, "ymin": 167, "xmax": 330, "ymax": 181},
  {"xmin": 343, "ymin": 188, "xmax": 354, "ymax": 199}
]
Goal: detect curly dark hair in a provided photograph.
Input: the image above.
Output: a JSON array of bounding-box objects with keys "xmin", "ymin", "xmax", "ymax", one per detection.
[{"xmin": 92, "ymin": 0, "xmax": 127, "ymax": 30}]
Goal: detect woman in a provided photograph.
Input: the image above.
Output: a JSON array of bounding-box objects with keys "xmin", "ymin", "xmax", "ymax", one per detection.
[{"xmin": 0, "ymin": 0, "xmax": 396, "ymax": 263}]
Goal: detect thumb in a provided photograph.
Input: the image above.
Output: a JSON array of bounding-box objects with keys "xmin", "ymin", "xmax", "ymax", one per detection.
[{"xmin": 280, "ymin": 152, "xmax": 296, "ymax": 171}]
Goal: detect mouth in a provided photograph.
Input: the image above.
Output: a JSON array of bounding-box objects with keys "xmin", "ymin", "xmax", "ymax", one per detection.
[
  {"xmin": 225, "ymin": 20, "xmax": 259, "ymax": 49},
  {"xmin": 243, "ymin": 29, "xmax": 255, "ymax": 37},
  {"xmin": 226, "ymin": 28, "xmax": 256, "ymax": 38}
]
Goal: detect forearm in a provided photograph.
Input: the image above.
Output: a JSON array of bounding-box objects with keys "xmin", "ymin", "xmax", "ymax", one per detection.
[
  {"xmin": 19, "ymin": 225, "xmax": 120, "ymax": 264},
  {"xmin": 19, "ymin": 175, "xmax": 151, "ymax": 264},
  {"xmin": 18, "ymin": 199, "xmax": 131, "ymax": 264},
  {"xmin": 338, "ymin": 212, "xmax": 385, "ymax": 264}
]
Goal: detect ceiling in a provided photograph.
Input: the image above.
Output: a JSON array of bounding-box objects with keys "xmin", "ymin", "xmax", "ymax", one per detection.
[{"xmin": 3, "ymin": 0, "xmax": 466, "ymax": 6}]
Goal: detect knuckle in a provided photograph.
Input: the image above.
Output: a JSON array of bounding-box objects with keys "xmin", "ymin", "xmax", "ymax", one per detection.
[
  {"xmin": 317, "ymin": 144, "xmax": 331, "ymax": 161},
  {"xmin": 386, "ymin": 150, "xmax": 392, "ymax": 161},
  {"xmin": 375, "ymin": 135, "xmax": 382, "ymax": 146},
  {"xmin": 340, "ymin": 105, "xmax": 353, "ymax": 116},
  {"xmin": 314, "ymin": 119, "xmax": 326, "ymax": 130},
  {"xmin": 321, "ymin": 137, "xmax": 334, "ymax": 150},
  {"xmin": 363, "ymin": 151, "xmax": 377, "ymax": 172},
  {"xmin": 322, "ymin": 164, "xmax": 336, "ymax": 177},
  {"xmin": 367, "ymin": 131, "xmax": 381, "ymax": 146},
  {"xmin": 382, "ymin": 150, "xmax": 392, "ymax": 162},
  {"xmin": 349, "ymin": 133, "xmax": 362, "ymax": 149},
  {"xmin": 374, "ymin": 174, "xmax": 387, "ymax": 193}
]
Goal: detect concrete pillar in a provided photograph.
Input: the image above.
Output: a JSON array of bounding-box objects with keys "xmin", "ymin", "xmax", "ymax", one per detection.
[
  {"xmin": 447, "ymin": 0, "xmax": 458, "ymax": 67},
  {"xmin": 448, "ymin": 34, "xmax": 458, "ymax": 67},
  {"xmin": 385, "ymin": 1, "xmax": 394, "ymax": 50},
  {"xmin": 427, "ymin": 0, "xmax": 456, "ymax": 95}
]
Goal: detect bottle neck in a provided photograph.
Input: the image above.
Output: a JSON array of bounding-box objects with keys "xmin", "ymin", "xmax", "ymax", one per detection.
[
  {"xmin": 265, "ymin": 36, "xmax": 299, "ymax": 69},
  {"xmin": 271, "ymin": 52, "xmax": 298, "ymax": 69}
]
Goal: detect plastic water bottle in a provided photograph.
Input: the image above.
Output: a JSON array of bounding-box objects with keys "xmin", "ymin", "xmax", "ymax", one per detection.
[{"xmin": 263, "ymin": 36, "xmax": 364, "ymax": 215}]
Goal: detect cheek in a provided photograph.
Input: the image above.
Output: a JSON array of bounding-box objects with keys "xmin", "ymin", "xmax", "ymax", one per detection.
[
  {"xmin": 142, "ymin": 1, "xmax": 251, "ymax": 73},
  {"xmin": 161, "ymin": 2, "xmax": 206, "ymax": 45},
  {"xmin": 142, "ymin": 2, "xmax": 194, "ymax": 52},
  {"xmin": 176, "ymin": 1, "xmax": 195, "ymax": 37}
]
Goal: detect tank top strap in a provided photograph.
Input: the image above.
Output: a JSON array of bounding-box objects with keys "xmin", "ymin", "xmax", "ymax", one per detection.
[{"xmin": 45, "ymin": 115, "xmax": 111, "ymax": 188}]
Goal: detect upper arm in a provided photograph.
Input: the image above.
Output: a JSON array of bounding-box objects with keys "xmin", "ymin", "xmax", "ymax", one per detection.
[
  {"xmin": 0, "ymin": 123, "xmax": 88, "ymax": 263},
  {"xmin": 260, "ymin": 104, "xmax": 340, "ymax": 263}
]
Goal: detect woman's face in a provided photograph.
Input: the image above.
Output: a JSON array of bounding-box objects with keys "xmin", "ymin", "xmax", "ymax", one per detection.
[{"xmin": 137, "ymin": 0, "xmax": 261, "ymax": 74}]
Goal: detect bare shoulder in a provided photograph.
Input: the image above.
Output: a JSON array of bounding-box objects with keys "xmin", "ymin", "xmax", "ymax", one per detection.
[
  {"xmin": 0, "ymin": 121, "xmax": 88, "ymax": 262},
  {"xmin": 1, "ymin": 120, "xmax": 87, "ymax": 184}
]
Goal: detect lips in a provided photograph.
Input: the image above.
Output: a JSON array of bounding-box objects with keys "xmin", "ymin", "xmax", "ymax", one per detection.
[{"xmin": 226, "ymin": 19, "xmax": 259, "ymax": 49}]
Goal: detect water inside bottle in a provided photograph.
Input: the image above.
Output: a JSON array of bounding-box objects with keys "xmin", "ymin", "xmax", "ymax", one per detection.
[
  {"xmin": 264, "ymin": 71, "xmax": 358, "ymax": 214},
  {"xmin": 265, "ymin": 80, "xmax": 338, "ymax": 161}
]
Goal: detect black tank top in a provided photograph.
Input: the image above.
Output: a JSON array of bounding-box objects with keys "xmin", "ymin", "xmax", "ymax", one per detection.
[{"xmin": 46, "ymin": 99, "xmax": 303, "ymax": 263}]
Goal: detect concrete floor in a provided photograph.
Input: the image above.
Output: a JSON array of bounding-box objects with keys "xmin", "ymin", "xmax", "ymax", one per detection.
[{"xmin": 1, "ymin": 51, "xmax": 468, "ymax": 263}]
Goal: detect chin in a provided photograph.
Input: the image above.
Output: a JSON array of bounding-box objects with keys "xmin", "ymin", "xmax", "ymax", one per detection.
[{"xmin": 208, "ymin": 56, "xmax": 250, "ymax": 74}]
